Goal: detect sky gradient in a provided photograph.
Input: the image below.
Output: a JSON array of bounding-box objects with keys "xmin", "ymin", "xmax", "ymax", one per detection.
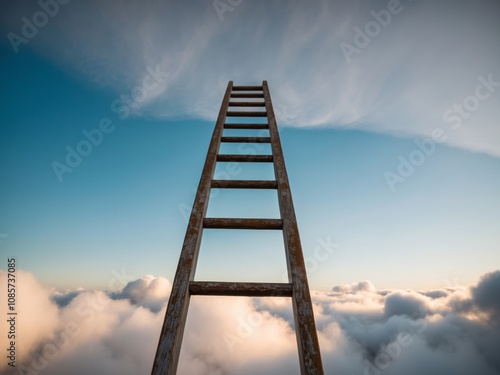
[
  {"xmin": 0, "ymin": 3, "xmax": 500, "ymax": 289},
  {"xmin": 1, "ymin": 0, "xmax": 500, "ymax": 374}
]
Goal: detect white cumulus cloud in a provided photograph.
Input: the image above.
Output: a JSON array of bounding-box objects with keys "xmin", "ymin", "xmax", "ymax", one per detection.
[{"xmin": 1, "ymin": 270, "xmax": 500, "ymax": 374}]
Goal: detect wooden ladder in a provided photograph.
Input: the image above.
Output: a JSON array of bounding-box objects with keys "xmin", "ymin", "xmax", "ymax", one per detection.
[{"xmin": 151, "ymin": 81, "xmax": 324, "ymax": 375}]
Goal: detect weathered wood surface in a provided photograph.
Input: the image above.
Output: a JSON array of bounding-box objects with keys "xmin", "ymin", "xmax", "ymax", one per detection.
[
  {"xmin": 189, "ymin": 281, "xmax": 293, "ymax": 297},
  {"xmin": 211, "ymin": 180, "xmax": 277, "ymax": 189},
  {"xmin": 224, "ymin": 123, "xmax": 269, "ymax": 129},
  {"xmin": 231, "ymin": 85, "xmax": 263, "ymax": 91},
  {"xmin": 216, "ymin": 154, "xmax": 273, "ymax": 162},
  {"xmin": 228, "ymin": 101, "xmax": 266, "ymax": 107},
  {"xmin": 226, "ymin": 111, "xmax": 267, "ymax": 117},
  {"xmin": 230, "ymin": 93, "xmax": 264, "ymax": 98},
  {"xmin": 221, "ymin": 136, "xmax": 271, "ymax": 143},
  {"xmin": 152, "ymin": 80, "xmax": 324, "ymax": 375},
  {"xmin": 151, "ymin": 82, "xmax": 233, "ymax": 375},
  {"xmin": 263, "ymin": 80, "xmax": 324, "ymax": 375},
  {"xmin": 203, "ymin": 218, "xmax": 283, "ymax": 230}
]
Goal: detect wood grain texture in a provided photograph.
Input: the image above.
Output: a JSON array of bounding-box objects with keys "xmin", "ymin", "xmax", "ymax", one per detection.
[
  {"xmin": 189, "ymin": 281, "xmax": 293, "ymax": 297},
  {"xmin": 151, "ymin": 82, "xmax": 234, "ymax": 375},
  {"xmin": 203, "ymin": 218, "xmax": 283, "ymax": 230},
  {"xmin": 221, "ymin": 136, "xmax": 271, "ymax": 143},
  {"xmin": 230, "ymin": 93, "xmax": 264, "ymax": 98},
  {"xmin": 211, "ymin": 180, "xmax": 278, "ymax": 189},
  {"xmin": 226, "ymin": 111, "xmax": 267, "ymax": 117},
  {"xmin": 216, "ymin": 154, "xmax": 273, "ymax": 162},
  {"xmin": 224, "ymin": 123, "xmax": 269, "ymax": 129},
  {"xmin": 152, "ymin": 81, "xmax": 324, "ymax": 375},
  {"xmin": 232, "ymin": 85, "xmax": 263, "ymax": 91},
  {"xmin": 263, "ymin": 80, "xmax": 325, "ymax": 375},
  {"xmin": 228, "ymin": 101, "xmax": 266, "ymax": 107}
]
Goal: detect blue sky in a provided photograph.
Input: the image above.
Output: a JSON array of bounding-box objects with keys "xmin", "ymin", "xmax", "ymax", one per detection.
[{"xmin": 1, "ymin": 0, "xmax": 500, "ymax": 292}]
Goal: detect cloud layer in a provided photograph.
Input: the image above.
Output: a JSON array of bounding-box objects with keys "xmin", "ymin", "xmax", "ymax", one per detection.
[
  {"xmin": 2, "ymin": 0, "xmax": 500, "ymax": 156},
  {"xmin": 1, "ymin": 270, "xmax": 499, "ymax": 374}
]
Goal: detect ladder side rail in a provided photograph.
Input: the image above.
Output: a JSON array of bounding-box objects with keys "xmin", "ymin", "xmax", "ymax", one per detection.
[
  {"xmin": 262, "ymin": 80, "xmax": 324, "ymax": 375},
  {"xmin": 151, "ymin": 81, "xmax": 233, "ymax": 375}
]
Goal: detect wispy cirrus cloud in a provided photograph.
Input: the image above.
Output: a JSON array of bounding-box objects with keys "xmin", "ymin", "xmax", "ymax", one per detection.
[{"xmin": 2, "ymin": 0, "xmax": 499, "ymax": 155}]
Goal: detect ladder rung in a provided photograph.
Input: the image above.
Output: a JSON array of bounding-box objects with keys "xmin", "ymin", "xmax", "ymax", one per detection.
[
  {"xmin": 203, "ymin": 218, "xmax": 283, "ymax": 230},
  {"xmin": 217, "ymin": 154, "xmax": 273, "ymax": 162},
  {"xmin": 221, "ymin": 136, "xmax": 271, "ymax": 143},
  {"xmin": 229, "ymin": 102, "xmax": 265, "ymax": 107},
  {"xmin": 212, "ymin": 180, "xmax": 278, "ymax": 189},
  {"xmin": 189, "ymin": 281, "xmax": 293, "ymax": 297},
  {"xmin": 230, "ymin": 93, "xmax": 264, "ymax": 98},
  {"xmin": 232, "ymin": 86, "xmax": 263, "ymax": 91},
  {"xmin": 227, "ymin": 111, "xmax": 267, "ymax": 117},
  {"xmin": 224, "ymin": 123, "xmax": 268, "ymax": 129}
]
